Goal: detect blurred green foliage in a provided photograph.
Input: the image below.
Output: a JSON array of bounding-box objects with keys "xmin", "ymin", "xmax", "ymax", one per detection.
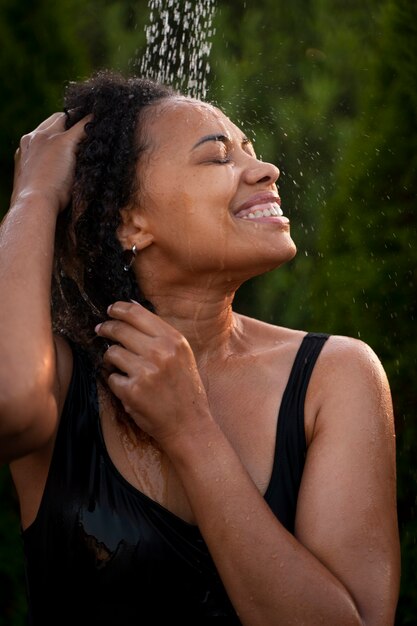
[{"xmin": 0, "ymin": 0, "xmax": 415, "ymax": 623}]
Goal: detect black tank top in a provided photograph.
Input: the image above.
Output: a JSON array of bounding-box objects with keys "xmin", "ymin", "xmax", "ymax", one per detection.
[{"xmin": 22, "ymin": 332, "xmax": 329, "ymax": 625}]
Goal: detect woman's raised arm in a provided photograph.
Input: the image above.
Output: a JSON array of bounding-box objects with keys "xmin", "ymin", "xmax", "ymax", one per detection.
[{"xmin": 0, "ymin": 113, "xmax": 89, "ymax": 463}]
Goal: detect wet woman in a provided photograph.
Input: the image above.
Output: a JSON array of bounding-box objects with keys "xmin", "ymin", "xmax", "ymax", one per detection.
[{"xmin": 0, "ymin": 71, "xmax": 400, "ymax": 625}]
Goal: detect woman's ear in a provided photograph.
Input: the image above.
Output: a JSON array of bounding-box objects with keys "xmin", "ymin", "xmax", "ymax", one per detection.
[{"xmin": 117, "ymin": 206, "xmax": 155, "ymax": 251}]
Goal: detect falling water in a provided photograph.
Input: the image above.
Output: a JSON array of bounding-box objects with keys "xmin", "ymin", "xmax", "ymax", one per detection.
[{"xmin": 137, "ymin": 0, "xmax": 216, "ymax": 99}]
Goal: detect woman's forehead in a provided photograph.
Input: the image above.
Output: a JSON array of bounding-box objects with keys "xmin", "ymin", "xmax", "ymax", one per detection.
[
  {"xmin": 157, "ymin": 95, "xmax": 227, "ymax": 120},
  {"xmin": 145, "ymin": 97, "xmax": 241, "ymax": 146}
]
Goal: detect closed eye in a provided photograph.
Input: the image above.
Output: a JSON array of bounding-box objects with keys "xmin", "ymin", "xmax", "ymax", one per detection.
[
  {"xmin": 193, "ymin": 133, "xmax": 254, "ymax": 164},
  {"xmin": 212, "ymin": 157, "xmax": 231, "ymax": 164}
]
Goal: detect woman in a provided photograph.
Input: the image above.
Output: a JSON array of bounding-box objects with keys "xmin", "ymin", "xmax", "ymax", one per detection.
[{"xmin": 0, "ymin": 70, "xmax": 400, "ymax": 625}]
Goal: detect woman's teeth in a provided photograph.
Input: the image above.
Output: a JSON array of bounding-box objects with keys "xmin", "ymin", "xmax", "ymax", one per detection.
[{"xmin": 241, "ymin": 203, "xmax": 283, "ymax": 219}]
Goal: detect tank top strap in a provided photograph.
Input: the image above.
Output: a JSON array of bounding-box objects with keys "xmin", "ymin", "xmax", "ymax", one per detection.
[
  {"xmin": 279, "ymin": 331, "xmax": 330, "ymax": 439},
  {"xmin": 264, "ymin": 332, "xmax": 330, "ymax": 532}
]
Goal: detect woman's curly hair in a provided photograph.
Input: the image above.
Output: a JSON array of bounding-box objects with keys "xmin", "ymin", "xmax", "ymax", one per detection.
[{"xmin": 52, "ymin": 69, "xmax": 175, "ymax": 371}]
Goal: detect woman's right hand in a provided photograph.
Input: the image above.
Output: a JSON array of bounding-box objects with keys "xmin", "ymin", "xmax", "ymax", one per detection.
[{"xmin": 11, "ymin": 112, "xmax": 91, "ymax": 214}]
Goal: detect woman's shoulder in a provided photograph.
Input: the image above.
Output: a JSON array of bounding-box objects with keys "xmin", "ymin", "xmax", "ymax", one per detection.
[
  {"xmin": 235, "ymin": 315, "xmax": 390, "ymax": 406},
  {"xmin": 237, "ymin": 314, "xmax": 384, "ymax": 371},
  {"xmin": 313, "ymin": 333, "xmax": 388, "ymax": 383},
  {"xmin": 304, "ymin": 333, "xmax": 393, "ymax": 440}
]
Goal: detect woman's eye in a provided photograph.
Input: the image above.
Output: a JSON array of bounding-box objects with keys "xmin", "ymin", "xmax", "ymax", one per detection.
[
  {"xmin": 213, "ymin": 157, "xmax": 231, "ymax": 164},
  {"xmin": 208, "ymin": 152, "xmax": 231, "ymax": 164}
]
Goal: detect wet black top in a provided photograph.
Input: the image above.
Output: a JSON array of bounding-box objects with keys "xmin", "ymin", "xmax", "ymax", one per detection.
[{"xmin": 22, "ymin": 332, "xmax": 329, "ymax": 625}]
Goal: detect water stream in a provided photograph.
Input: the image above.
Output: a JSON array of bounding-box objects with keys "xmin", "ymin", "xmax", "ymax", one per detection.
[{"xmin": 136, "ymin": 0, "xmax": 216, "ymax": 99}]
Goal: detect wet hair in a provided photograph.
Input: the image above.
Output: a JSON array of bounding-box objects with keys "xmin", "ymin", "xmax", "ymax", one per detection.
[{"xmin": 52, "ymin": 69, "xmax": 176, "ymax": 371}]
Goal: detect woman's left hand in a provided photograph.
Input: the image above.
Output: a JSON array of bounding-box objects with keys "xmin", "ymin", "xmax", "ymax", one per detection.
[{"xmin": 95, "ymin": 300, "xmax": 211, "ymax": 447}]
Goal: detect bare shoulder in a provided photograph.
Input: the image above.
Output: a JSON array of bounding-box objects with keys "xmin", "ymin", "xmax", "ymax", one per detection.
[
  {"xmin": 305, "ymin": 333, "xmax": 395, "ymax": 447},
  {"xmin": 317, "ymin": 333, "xmax": 387, "ymax": 374},
  {"xmin": 312, "ymin": 333, "xmax": 392, "ymax": 406}
]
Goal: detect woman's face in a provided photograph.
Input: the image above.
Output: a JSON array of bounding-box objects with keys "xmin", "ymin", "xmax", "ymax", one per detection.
[{"xmin": 131, "ymin": 96, "xmax": 297, "ymax": 284}]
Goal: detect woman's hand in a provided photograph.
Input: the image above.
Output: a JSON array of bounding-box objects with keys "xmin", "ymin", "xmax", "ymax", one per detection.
[
  {"xmin": 11, "ymin": 112, "xmax": 91, "ymax": 214},
  {"xmin": 96, "ymin": 301, "xmax": 212, "ymax": 447}
]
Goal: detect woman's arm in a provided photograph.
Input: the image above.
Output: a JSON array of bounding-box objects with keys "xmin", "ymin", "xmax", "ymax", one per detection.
[
  {"xmin": 97, "ymin": 302, "xmax": 400, "ymax": 626},
  {"xmin": 0, "ymin": 113, "xmax": 89, "ymax": 464},
  {"xmin": 294, "ymin": 335, "xmax": 400, "ymax": 624}
]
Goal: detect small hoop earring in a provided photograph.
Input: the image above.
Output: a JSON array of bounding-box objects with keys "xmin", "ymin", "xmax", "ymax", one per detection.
[{"xmin": 123, "ymin": 244, "xmax": 137, "ymax": 272}]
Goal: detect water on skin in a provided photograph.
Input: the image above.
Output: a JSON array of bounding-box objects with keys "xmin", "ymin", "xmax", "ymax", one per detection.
[
  {"xmin": 117, "ymin": 414, "xmax": 171, "ymax": 504},
  {"xmin": 137, "ymin": 0, "xmax": 216, "ymax": 99}
]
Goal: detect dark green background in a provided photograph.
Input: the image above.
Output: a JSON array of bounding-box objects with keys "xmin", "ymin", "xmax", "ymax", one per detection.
[{"xmin": 0, "ymin": 0, "xmax": 415, "ymax": 623}]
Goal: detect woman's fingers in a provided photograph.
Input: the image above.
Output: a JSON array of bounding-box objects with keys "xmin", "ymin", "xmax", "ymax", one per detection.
[
  {"xmin": 96, "ymin": 318, "xmax": 155, "ymax": 356},
  {"xmin": 19, "ymin": 111, "xmax": 91, "ymax": 153},
  {"xmin": 103, "ymin": 343, "xmax": 147, "ymax": 376},
  {"xmin": 95, "ymin": 302, "xmax": 195, "ymax": 377},
  {"xmin": 65, "ymin": 112, "xmax": 93, "ymax": 137},
  {"xmin": 96, "ymin": 303, "xmax": 192, "ymax": 368},
  {"xmin": 106, "ymin": 371, "xmax": 132, "ymax": 405},
  {"xmin": 32, "ymin": 110, "xmax": 91, "ymax": 135},
  {"xmin": 33, "ymin": 111, "xmax": 67, "ymax": 133},
  {"xmin": 33, "ymin": 112, "xmax": 92, "ymax": 144},
  {"xmin": 106, "ymin": 300, "xmax": 173, "ymax": 337},
  {"xmin": 95, "ymin": 301, "xmax": 172, "ymax": 352}
]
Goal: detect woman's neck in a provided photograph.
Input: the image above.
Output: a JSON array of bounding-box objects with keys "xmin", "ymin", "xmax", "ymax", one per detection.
[{"xmin": 141, "ymin": 283, "xmax": 240, "ymax": 363}]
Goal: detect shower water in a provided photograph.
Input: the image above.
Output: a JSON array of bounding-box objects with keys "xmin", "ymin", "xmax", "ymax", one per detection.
[{"xmin": 137, "ymin": 0, "xmax": 216, "ymax": 99}]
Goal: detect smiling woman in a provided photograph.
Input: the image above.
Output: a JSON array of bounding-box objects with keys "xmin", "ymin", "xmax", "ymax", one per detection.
[
  {"xmin": 0, "ymin": 70, "xmax": 400, "ymax": 626},
  {"xmin": 116, "ymin": 94, "xmax": 296, "ymax": 288}
]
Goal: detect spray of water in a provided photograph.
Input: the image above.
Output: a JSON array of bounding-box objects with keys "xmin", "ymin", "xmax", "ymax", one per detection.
[{"xmin": 137, "ymin": 0, "xmax": 216, "ymax": 99}]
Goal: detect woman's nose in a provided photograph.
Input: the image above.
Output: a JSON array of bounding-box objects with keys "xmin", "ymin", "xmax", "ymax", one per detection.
[{"xmin": 244, "ymin": 158, "xmax": 280, "ymax": 186}]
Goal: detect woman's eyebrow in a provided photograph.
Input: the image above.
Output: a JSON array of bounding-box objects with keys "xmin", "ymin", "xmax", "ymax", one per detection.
[
  {"xmin": 191, "ymin": 134, "xmax": 253, "ymax": 151},
  {"xmin": 191, "ymin": 134, "xmax": 231, "ymax": 150}
]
